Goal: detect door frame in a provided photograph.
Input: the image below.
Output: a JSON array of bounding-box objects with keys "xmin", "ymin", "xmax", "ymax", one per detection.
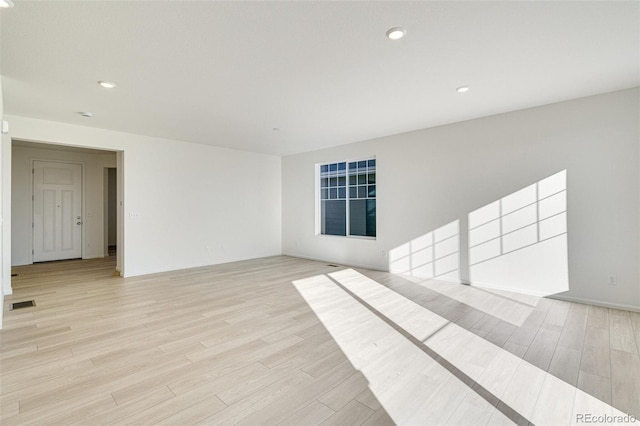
[
  {"xmin": 30, "ymin": 158, "xmax": 85, "ymax": 262},
  {"xmin": 103, "ymin": 166, "xmax": 118, "ymax": 258},
  {"xmin": 4, "ymin": 139, "xmax": 126, "ymax": 301}
]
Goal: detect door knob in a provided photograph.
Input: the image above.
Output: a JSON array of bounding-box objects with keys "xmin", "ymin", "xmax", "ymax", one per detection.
[{"xmin": 76, "ymin": 221, "xmax": 83, "ymax": 225}]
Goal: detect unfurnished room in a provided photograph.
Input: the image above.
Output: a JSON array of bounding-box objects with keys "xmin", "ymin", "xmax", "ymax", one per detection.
[{"xmin": 0, "ymin": 1, "xmax": 639, "ymax": 425}]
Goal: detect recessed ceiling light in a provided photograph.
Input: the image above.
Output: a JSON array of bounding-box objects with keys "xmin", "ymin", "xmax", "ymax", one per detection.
[
  {"xmin": 456, "ymin": 86, "xmax": 470, "ymax": 93},
  {"xmin": 386, "ymin": 27, "xmax": 406, "ymax": 41},
  {"xmin": 98, "ymin": 80, "xmax": 116, "ymax": 89},
  {"xmin": 0, "ymin": 0, "xmax": 15, "ymax": 8},
  {"xmin": 78, "ymin": 112, "xmax": 93, "ymax": 118}
]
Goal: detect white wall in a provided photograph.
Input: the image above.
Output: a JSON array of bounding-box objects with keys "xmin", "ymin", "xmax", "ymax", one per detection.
[
  {"xmin": 108, "ymin": 168, "xmax": 117, "ymax": 246},
  {"xmin": 5, "ymin": 115, "xmax": 282, "ymax": 277},
  {"xmin": 0, "ymin": 76, "xmax": 5, "ymax": 329},
  {"xmin": 282, "ymin": 88, "xmax": 640, "ymax": 311},
  {"xmin": 11, "ymin": 145, "xmax": 116, "ymax": 265},
  {"xmin": 2, "ymin": 135, "xmax": 9, "ymax": 298},
  {"xmin": 465, "ymin": 169, "xmax": 569, "ymax": 297}
]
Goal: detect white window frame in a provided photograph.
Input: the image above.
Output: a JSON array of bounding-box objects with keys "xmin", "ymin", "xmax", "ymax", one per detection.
[{"xmin": 315, "ymin": 157, "xmax": 377, "ymax": 240}]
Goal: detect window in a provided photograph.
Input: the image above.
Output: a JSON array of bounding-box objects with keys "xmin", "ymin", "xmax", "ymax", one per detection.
[{"xmin": 319, "ymin": 159, "xmax": 376, "ymax": 237}]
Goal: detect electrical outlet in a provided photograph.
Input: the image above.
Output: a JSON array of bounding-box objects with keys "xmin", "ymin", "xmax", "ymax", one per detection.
[{"xmin": 608, "ymin": 276, "xmax": 617, "ymax": 286}]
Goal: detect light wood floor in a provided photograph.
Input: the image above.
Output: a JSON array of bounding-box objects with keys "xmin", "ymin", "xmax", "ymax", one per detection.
[{"xmin": 1, "ymin": 256, "xmax": 638, "ymax": 425}]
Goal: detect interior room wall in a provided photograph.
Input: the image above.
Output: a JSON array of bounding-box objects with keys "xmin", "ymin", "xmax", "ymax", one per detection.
[
  {"xmin": 116, "ymin": 152, "xmax": 124, "ymax": 273},
  {"xmin": 5, "ymin": 115, "xmax": 282, "ymax": 277},
  {"xmin": 108, "ymin": 168, "xmax": 117, "ymax": 246},
  {"xmin": 1, "ymin": 134, "xmax": 8, "ymax": 298},
  {"xmin": 11, "ymin": 145, "xmax": 116, "ymax": 265},
  {"xmin": 0, "ymin": 76, "xmax": 5, "ymax": 329},
  {"xmin": 282, "ymin": 88, "xmax": 640, "ymax": 310}
]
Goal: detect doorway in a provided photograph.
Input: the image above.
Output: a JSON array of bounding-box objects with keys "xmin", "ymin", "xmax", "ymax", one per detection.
[{"xmin": 10, "ymin": 140, "xmax": 123, "ymax": 276}]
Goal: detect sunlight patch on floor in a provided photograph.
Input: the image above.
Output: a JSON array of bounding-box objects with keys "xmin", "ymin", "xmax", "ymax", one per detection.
[
  {"xmin": 415, "ymin": 278, "xmax": 537, "ymax": 327},
  {"xmin": 294, "ymin": 268, "xmax": 630, "ymax": 425},
  {"xmin": 293, "ymin": 274, "xmax": 513, "ymax": 425}
]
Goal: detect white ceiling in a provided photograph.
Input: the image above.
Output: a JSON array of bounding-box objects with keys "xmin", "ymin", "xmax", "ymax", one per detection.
[{"xmin": 1, "ymin": 1, "xmax": 638, "ymax": 156}]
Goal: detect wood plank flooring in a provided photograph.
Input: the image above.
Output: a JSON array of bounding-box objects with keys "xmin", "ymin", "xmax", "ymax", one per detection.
[
  {"xmin": 1, "ymin": 256, "xmax": 639, "ymax": 425},
  {"xmin": 362, "ymin": 270, "xmax": 640, "ymax": 419}
]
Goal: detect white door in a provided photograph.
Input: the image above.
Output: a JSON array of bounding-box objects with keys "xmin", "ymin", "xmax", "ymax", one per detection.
[{"xmin": 33, "ymin": 161, "xmax": 83, "ymax": 262}]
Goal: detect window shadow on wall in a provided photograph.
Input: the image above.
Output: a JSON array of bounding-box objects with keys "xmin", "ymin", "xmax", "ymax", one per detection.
[
  {"xmin": 468, "ymin": 170, "xmax": 568, "ymax": 296},
  {"xmin": 387, "ymin": 170, "xmax": 569, "ymax": 299},
  {"xmin": 388, "ymin": 220, "xmax": 460, "ymax": 282}
]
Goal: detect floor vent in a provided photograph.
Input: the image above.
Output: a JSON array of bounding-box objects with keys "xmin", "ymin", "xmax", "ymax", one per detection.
[{"xmin": 11, "ymin": 300, "xmax": 35, "ymax": 310}]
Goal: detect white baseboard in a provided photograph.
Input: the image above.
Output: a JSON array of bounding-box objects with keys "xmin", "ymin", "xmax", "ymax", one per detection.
[
  {"xmin": 281, "ymin": 252, "xmax": 386, "ymax": 272},
  {"xmin": 469, "ymin": 281, "xmax": 554, "ymax": 298},
  {"xmin": 471, "ymin": 281, "xmax": 640, "ymax": 312},
  {"xmin": 548, "ymin": 294, "xmax": 640, "ymax": 313}
]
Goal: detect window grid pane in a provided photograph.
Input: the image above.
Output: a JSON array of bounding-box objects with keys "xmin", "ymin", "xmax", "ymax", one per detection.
[{"xmin": 321, "ymin": 159, "xmax": 376, "ymax": 237}]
